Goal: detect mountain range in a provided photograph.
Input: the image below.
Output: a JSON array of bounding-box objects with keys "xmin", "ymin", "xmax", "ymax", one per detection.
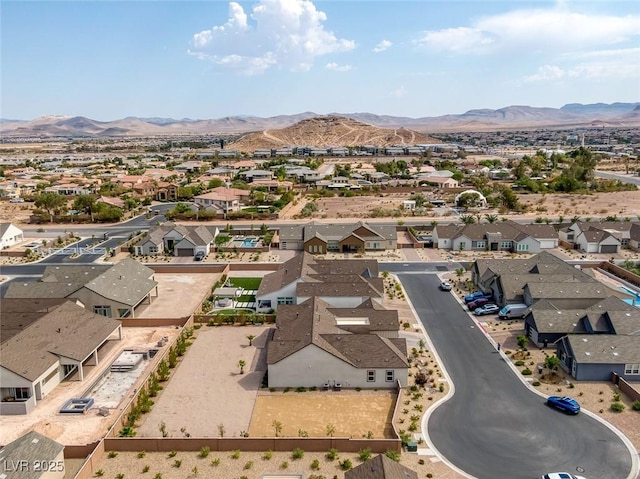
[{"xmin": 1, "ymin": 103, "xmax": 638, "ymax": 138}]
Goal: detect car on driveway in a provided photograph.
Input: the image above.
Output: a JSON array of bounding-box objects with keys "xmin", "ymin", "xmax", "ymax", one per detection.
[
  {"xmin": 473, "ymin": 304, "xmax": 499, "ymax": 316},
  {"xmin": 468, "ymin": 298, "xmax": 491, "ymax": 310},
  {"xmin": 541, "ymin": 473, "xmax": 586, "ymax": 479},
  {"xmin": 464, "ymin": 291, "xmax": 490, "ymax": 303},
  {"xmin": 439, "ymin": 281, "xmax": 452, "ymax": 291},
  {"xmin": 546, "ymin": 396, "xmax": 581, "ymax": 415},
  {"xmin": 194, "ymin": 251, "xmax": 205, "ymax": 261}
]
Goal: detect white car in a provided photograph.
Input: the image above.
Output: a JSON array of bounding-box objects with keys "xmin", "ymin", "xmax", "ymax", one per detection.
[
  {"xmin": 439, "ymin": 281, "xmax": 452, "ymax": 291},
  {"xmin": 541, "ymin": 473, "xmax": 586, "ymax": 479}
]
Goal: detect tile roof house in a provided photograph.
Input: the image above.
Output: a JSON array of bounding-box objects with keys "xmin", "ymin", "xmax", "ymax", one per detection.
[
  {"xmin": 278, "ymin": 221, "xmax": 397, "ymax": 254},
  {"xmin": 471, "ymin": 251, "xmax": 603, "ymax": 308},
  {"xmin": 255, "ymin": 252, "xmax": 382, "ymax": 312},
  {"xmin": 345, "ymin": 454, "xmax": 418, "ymax": 479},
  {"xmin": 559, "ymin": 221, "xmax": 635, "ymax": 254},
  {"xmin": 0, "ymin": 430, "xmax": 65, "ymax": 477},
  {"xmin": 4, "ymin": 258, "xmax": 158, "ymax": 319},
  {"xmin": 267, "ymin": 296, "xmax": 408, "ymax": 388},
  {"xmin": 0, "ymin": 299, "xmax": 122, "ymax": 414},
  {"xmin": 0, "ymin": 223, "xmax": 24, "ymax": 249},
  {"xmin": 432, "ymin": 220, "xmax": 558, "ymax": 253}
]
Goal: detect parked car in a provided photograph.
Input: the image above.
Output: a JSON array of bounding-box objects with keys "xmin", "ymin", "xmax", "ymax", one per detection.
[
  {"xmin": 546, "ymin": 396, "xmax": 581, "ymax": 415},
  {"xmin": 464, "ymin": 291, "xmax": 492, "ymax": 303},
  {"xmin": 468, "ymin": 298, "xmax": 491, "ymax": 310},
  {"xmin": 498, "ymin": 303, "xmax": 529, "ymax": 319},
  {"xmin": 439, "ymin": 281, "xmax": 452, "ymax": 291},
  {"xmin": 473, "ymin": 304, "xmax": 499, "ymax": 316},
  {"xmin": 194, "ymin": 251, "xmax": 205, "ymax": 261},
  {"xmin": 541, "ymin": 473, "xmax": 586, "ymax": 479},
  {"xmin": 9, "ymin": 197, "xmax": 24, "ymax": 203}
]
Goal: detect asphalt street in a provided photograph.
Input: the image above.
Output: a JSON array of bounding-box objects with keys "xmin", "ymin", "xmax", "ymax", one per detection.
[{"xmin": 399, "ymin": 273, "xmax": 634, "ymax": 479}]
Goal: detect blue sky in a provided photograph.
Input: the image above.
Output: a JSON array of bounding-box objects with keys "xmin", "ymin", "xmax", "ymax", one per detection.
[{"xmin": 2, "ymin": 0, "xmax": 639, "ymax": 120}]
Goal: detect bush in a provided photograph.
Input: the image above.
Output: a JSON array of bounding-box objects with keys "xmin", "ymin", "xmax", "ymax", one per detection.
[
  {"xmin": 385, "ymin": 450, "xmax": 401, "ymax": 462},
  {"xmin": 339, "ymin": 459, "xmax": 353, "ymax": 471},
  {"xmin": 325, "ymin": 448, "xmax": 339, "ymax": 461},
  {"xmin": 610, "ymin": 402, "xmax": 625, "ymax": 413},
  {"xmin": 292, "ymin": 448, "xmax": 304, "ymax": 460},
  {"xmin": 514, "ymin": 360, "xmax": 525, "ymax": 367},
  {"xmin": 310, "ymin": 459, "xmax": 320, "ymax": 470},
  {"xmin": 521, "ymin": 368, "xmax": 532, "ymax": 375},
  {"xmin": 262, "ymin": 450, "xmax": 273, "ymax": 461},
  {"xmin": 358, "ymin": 448, "xmax": 372, "ymax": 462},
  {"xmin": 199, "ymin": 446, "xmax": 210, "ymax": 458},
  {"xmin": 632, "ymin": 400, "xmax": 640, "ymax": 411},
  {"xmin": 107, "ymin": 451, "xmax": 118, "ymax": 458}
]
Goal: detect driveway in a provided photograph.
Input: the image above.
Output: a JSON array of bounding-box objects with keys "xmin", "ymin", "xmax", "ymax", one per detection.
[{"xmin": 399, "ymin": 273, "xmax": 634, "ymax": 479}]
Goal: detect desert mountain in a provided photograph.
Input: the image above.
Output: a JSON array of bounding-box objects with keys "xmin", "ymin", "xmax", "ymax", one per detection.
[
  {"xmin": 1, "ymin": 103, "xmax": 638, "ymax": 138},
  {"xmin": 229, "ymin": 115, "xmax": 439, "ymax": 149}
]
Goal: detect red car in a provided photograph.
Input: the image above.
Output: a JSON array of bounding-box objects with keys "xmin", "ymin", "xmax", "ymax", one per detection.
[{"xmin": 468, "ymin": 298, "xmax": 491, "ymax": 310}]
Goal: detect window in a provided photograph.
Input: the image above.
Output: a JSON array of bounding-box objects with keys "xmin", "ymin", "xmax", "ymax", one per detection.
[
  {"xmin": 10, "ymin": 387, "xmax": 30, "ymax": 400},
  {"xmin": 500, "ymin": 241, "xmax": 512, "ymax": 249},
  {"xmin": 93, "ymin": 305, "xmax": 112, "ymax": 317},
  {"xmin": 277, "ymin": 297, "xmax": 294, "ymax": 305},
  {"xmin": 625, "ymin": 364, "xmax": 640, "ymax": 375},
  {"xmin": 149, "ymin": 246, "xmax": 158, "ymax": 254},
  {"xmin": 386, "ymin": 370, "xmax": 395, "ymax": 382},
  {"xmin": 118, "ymin": 309, "xmax": 130, "ymax": 318},
  {"xmin": 475, "ymin": 241, "xmax": 486, "ymax": 249},
  {"xmin": 367, "ymin": 370, "xmax": 376, "ymax": 382},
  {"xmin": 516, "ymin": 243, "xmax": 529, "ymax": 252}
]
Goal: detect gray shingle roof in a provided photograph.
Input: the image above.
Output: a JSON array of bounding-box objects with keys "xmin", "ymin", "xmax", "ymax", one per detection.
[
  {"xmin": 524, "ymin": 282, "xmax": 608, "ymax": 300},
  {"xmin": 0, "ymin": 431, "xmax": 64, "ymax": 479},
  {"xmin": 565, "ymin": 334, "xmax": 640, "ymax": 364},
  {"xmin": 4, "ymin": 265, "xmax": 110, "ymax": 299},
  {"xmin": 0, "ymin": 300, "xmax": 121, "ymax": 381},
  {"xmin": 83, "ymin": 258, "xmax": 157, "ymax": 306}
]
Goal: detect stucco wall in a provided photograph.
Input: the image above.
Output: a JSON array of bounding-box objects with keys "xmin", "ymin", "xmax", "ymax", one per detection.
[{"xmin": 268, "ymin": 344, "xmax": 406, "ymax": 388}]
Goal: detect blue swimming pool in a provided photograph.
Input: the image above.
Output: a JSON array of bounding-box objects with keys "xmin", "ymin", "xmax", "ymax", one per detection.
[{"xmin": 242, "ymin": 238, "xmax": 259, "ymax": 247}]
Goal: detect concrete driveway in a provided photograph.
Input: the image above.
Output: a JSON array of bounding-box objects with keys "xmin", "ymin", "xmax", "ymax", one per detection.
[{"xmin": 399, "ymin": 273, "xmax": 635, "ymax": 479}]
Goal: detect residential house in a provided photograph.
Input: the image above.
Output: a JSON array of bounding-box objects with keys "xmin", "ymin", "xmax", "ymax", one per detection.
[
  {"xmin": 556, "ymin": 335, "xmax": 640, "ymax": 381},
  {"xmin": 0, "ymin": 431, "xmax": 65, "ymax": 475},
  {"xmin": 155, "ymin": 182, "xmax": 179, "ymax": 201},
  {"xmin": 432, "ymin": 221, "xmax": 558, "ymax": 253},
  {"xmin": 630, "ymin": 223, "xmax": 640, "ymax": 251},
  {"xmin": 239, "ymin": 169, "xmax": 274, "ymax": 182},
  {"xmin": 420, "ymin": 175, "xmax": 459, "ymax": 189},
  {"xmin": 524, "ymin": 296, "xmax": 639, "ymax": 347},
  {"xmin": 95, "ymin": 195, "xmax": 125, "ymax": 209},
  {"xmin": 0, "ymin": 223, "xmax": 24, "ymax": 249},
  {"xmin": 255, "ymin": 252, "xmax": 382, "ymax": 312},
  {"xmin": 278, "ymin": 221, "xmax": 397, "ymax": 254},
  {"xmin": 266, "ymin": 296, "xmax": 408, "ymax": 388},
  {"xmin": 194, "ymin": 190, "xmax": 241, "ymax": 216},
  {"xmin": 160, "ymin": 223, "xmax": 216, "ymax": 257},
  {"xmin": 0, "ymin": 299, "xmax": 122, "ymax": 414},
  {"xmin": 135, "ymin": 227, "xmax": 166, "ymax": 256},
  {"xmin": 346, "ymin": 454, "xmax": 418, "ymax": 479},
  {"xmin": 4, "ymin": 258, "xmax": 158, "ymax": 319},
  {"xmin": 472, "ymin": 251, "xmax": 602, "ymax": 307},
  {"xmin": 559, "ymin": 221, "xmax": 636, "ymax": 253}
]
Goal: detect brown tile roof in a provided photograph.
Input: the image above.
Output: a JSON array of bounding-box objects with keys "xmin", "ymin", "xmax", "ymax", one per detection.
[
  {"xmin": 345, "ymin": 454, "xmax": 418, "ymax": 479},
  {"xmin": 0, "ymin": 300, "xmax": 121, "ymax": 381},
  {"xmin": 268, "ymin": 297, "xmax": 408, "ymax": 369}
]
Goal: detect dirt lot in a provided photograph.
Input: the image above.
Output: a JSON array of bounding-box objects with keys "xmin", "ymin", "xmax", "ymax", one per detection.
[{"xmin": 249, "ymin": 392, "xmax": 396, "ymax": 439}]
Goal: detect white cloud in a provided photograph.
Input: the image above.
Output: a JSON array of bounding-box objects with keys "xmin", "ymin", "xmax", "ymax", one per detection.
[
  {"xmin": 415, "ymin": 6, "xmax": 640, "ymax": 55},
  {"xmin": 326, "ymin": 62, "xmax": 351, "ymax": 72},
  {"xmin": 372, "ymin": 40, "xmax": 392, "ymax": 53},
  {"xmin": 391, "ymin": 86, "xmax": 407, "ymax": 98},
  {"xmin": 525, "ymin": 47, "xmax": 640, "ymax": 82},
  {"xmin": 188, "ymin": 0, "xmax": 355, "ymax": 75}
]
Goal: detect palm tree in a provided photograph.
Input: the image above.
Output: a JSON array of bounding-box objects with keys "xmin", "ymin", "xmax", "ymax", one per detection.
[
  {"xmin": 484, "ymin": 214, "xmax": 499, "ymax": 224},
  {"xmin": 272, "ymin": 420, "xmax": 283, "ymax": 437},
  {"xmin": 237, "ymin": 359, "xmax": 246, "ymax": 374},
  {"xmin": 246, "ymin": 334, "xmax": 256, "ymax": 347},
  {"xmin": 459, "ymin": 214, "xmax": 476, "ymax": 225}
]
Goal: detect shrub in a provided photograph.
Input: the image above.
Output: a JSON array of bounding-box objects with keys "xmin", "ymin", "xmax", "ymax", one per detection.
[
  {"xmin": 514, "ymin": 360, "xmax": 525, "ymax": 367},
  {"xmin": 385, "ymin": 450, "xmax": 401, "ymax": 462},
  {"xmin": 142, "ymin": 465, "xmax": 150, "ymax": 473},
  {"xmin": 532, "ymin": 381, "xmax": 541, "ymax": 386},
  {"xmin": 325, "ymin": 448, "xmax": 339, "ymax": 461},
  {"xmin": 107, "ymin": 451, "xmax": 118, "ymax": 458},
  {"xmin": 199, "ymin": 446, "xmax": 210, "ymax": 458},
  {"xmin": 231, "ymin": 450, "xmax": 241, "ymax": 459},
  {"xmin": 210, "ymin": 458, "xmax": 220, "ymax": 467},
  {"xmin": 292, "ymin": 448, "xmax": 304, "ymax": 460},
  {"xmin": 262, "ymin": 450, "xmax": 273, "ymax": 461},
  {"xmin": 521, "ymin": 368, "xmax": 532, "ymax": 375},
  {"xmin": 280, "ymin": 461, "xmax": 289, "ymax": 470},
  {"xmin": 613, "ymin": 393, "xmax": 621, "ymax": 402},
  {"xmin": 358, "ymin": 448, "xmax": 372, "ymax": 462},
  {"xmin": 137, "ymin": 451, "xmax": 146, "ymax": 459},
  {"xmin": 172, "ymin": 459, "xmax": 182, "ymax": 468},
  {"xmin": 633, "ymin": 400, "xmax": 640, "ymax": 411},
  {"xmin": 94, "ymin": 470, "xmax": 104, "ymax": 477},
  {"xmin": 611, "ymin": 402, "xmax": 625, "ymax": 412},
  {"xmin": 339, "ymin": 459, "xmax": 353, "ymax": 471},
  {"xmin": 310, "ymin": 459, "xmax": 320, "ymax": 470},
  {"xmin": 167, "ymin": 450, "xmax": 177, "ymax": 458},
  {"xmin": 244, "ymin": 461, "xmax": 253, "ymax": 470}
]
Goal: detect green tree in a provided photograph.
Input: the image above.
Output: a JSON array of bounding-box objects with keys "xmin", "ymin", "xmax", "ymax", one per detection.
[
  {"xmin": 237, "ymin": 359, "xmax": 246, "ymax": 374},
  {"xmin": 73, "ymin": 194, "xmax": 98, "ymax": 221},
  {"xmin": 544, "ymin": 355, "xmax": 560, "ymax": 372},
  {"xmin": 246, "ymin": 334, "xmax": 256, "ymax": 346},
  {"xmin": 456, "ymin": 192, "xmax": 483, "ymax": 210},
  {"xmin": 459, "ymin": 214, "xmax": 476, "ymax": 225},
  {"xmin": 516, "ymin": 334, "xmax": 528, "ymax": 350},
  {"xmin": 34, "ymin": 192, "xmax": 67, "ymax": 220},
  {"xmin": 484, "ymin": 214, "xmax": 499, "ymax": 224}
]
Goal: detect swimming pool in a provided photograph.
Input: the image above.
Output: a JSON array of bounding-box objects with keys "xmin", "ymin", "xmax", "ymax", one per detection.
[{"xmin": 241, "ymin": 238, "xmax": 259, "ymax": 247}]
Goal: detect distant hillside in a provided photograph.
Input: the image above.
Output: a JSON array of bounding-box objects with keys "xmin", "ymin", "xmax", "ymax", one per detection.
[
  {"xmin": 229, "ymin": 115, "xmax": 439, "ymax": 150},
  {"xmin": 1, "ymin": 102, "xmax": 638, "ymax": 137}
]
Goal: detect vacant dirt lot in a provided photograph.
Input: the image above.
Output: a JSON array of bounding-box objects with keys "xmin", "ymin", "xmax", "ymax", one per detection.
[{"xmin": 249, "ymin": 391, "xmax": 397, "ymax": 439}]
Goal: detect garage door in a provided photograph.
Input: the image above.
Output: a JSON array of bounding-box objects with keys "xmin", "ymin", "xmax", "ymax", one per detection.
[
  {"xmin": 176, "ymin": 248, "xmax": 194, "ymax": 257},
  {"xmin": 600, "ymin": 244, "xmax": 618, "ymax": 254}
]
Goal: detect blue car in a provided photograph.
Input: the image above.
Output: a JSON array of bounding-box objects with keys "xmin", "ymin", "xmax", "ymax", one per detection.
[
  {"xmin": 546, "ymin": 396, "xmax": 580, "ymax": 414},
  {"xmin": 464, "ymin": 291, "xmax": 491, "ymax": 303}
]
